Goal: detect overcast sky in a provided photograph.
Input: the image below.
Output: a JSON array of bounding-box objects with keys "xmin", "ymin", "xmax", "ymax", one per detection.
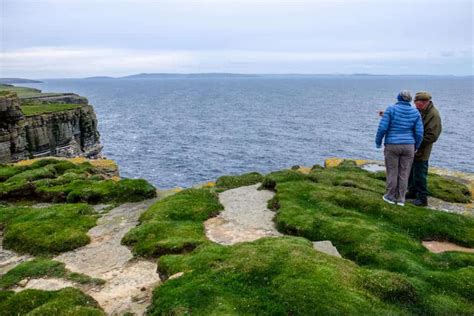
[{"xmin": 1, "ymin": 0, "xmax": 472, "ymax": 78}]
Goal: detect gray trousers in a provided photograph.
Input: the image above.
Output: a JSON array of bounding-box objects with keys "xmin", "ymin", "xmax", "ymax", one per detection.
[{"xmin": 384, "ymin": 144, "xmax": 415, "ymax": 202}]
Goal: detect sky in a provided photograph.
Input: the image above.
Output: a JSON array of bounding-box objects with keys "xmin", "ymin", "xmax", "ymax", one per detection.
[{"xmin": 1, "ymin": 0, "xmax": 472, "ymax": 78}]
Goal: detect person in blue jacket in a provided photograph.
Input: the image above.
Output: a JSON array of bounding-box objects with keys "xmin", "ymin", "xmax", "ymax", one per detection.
[{"xmin": 376, "ymin": 90, "xmax": 424, "ymax": 206}]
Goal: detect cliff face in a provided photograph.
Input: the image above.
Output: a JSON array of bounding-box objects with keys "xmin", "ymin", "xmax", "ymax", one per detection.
[
  {"xmin": 0, "ymin": 91, "xmax": 102, "ymax": 163},
  {"xmin": 0, "ymin": 92, "xmax": 29, "ymax": 162}
]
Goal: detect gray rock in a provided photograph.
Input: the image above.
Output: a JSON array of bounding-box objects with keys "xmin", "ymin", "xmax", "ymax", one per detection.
[
  {"xmin": 313, "ymin": 241, "xmax": 342, "ymax": 258},
  {"xmin": 0, "ymin": 91, "xmax": 102, "ymax": 163}
]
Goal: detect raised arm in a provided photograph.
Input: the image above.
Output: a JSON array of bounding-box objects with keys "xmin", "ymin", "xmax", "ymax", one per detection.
[{"xmin": 375, "ymin": 107, "xmax": 391, "ymax": 148}]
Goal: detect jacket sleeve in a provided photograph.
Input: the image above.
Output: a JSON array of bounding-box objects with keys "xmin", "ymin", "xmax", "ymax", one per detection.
[
  {"xmin": 414, "ymin": 113, "xmax": 424, "ymax": 151},
  {"xmin": 375, "ymin": 107, "xmax": 391, "ymax": 147},
  {"xmin": 422, "ymin": 112, "xmax": 442, "ymax": 144}
]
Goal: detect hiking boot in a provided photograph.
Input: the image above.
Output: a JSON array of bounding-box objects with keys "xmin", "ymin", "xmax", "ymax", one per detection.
[
  {"xmin": 405, "ymin": 191, "xmax": 417, "ymax": 200},
  {"xmin": 410, "ymin": 199, "xmax": 428, "ymax": 207},
  {"xmin": 382, "ymin": 195, "xmax": 396, "ymax": 205}
]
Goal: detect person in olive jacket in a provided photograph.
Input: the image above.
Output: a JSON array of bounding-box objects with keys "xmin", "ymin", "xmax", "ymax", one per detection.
[{"xmin": 407, "ymin": 91, "xmax": 442, "ymax": 206}]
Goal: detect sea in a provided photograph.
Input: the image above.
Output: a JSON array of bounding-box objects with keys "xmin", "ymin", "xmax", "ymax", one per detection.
[{"xmin": 18, "ymin": 75, "xmax": 474, "ymax": 189}]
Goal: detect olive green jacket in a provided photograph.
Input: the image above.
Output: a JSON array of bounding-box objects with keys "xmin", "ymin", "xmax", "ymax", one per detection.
[{"xmin": 415, "ymin": 102, "xmax": 442, "ymax": 161}]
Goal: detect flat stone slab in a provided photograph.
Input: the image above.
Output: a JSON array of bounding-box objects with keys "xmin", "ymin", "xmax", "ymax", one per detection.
[
  {"xmin": 205, "ymin": 183, "xmax": 282, "ymax": 245},
  {"xmin": 422, "ymin": 241, "xmax": 474, "ymax": 254},
  {"xmin": 13, "ymin": 278, "xmax": 76, "ymax": 292},
  {"xmin": 313, "ymin": 241, "xmax": 342, "ymax": 258},
  {"xmin": 360, "ymin": 163, "xmax": 386, "ymax": 173},
  {"xmin": 54, "ymin": 198, "xmax": 161, "ymax": 315},
  {"xmin": 0, "ymin": 235, "xmax": 31, "ymax": 276}
]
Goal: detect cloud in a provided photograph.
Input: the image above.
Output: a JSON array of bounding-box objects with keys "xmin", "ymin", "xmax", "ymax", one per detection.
[{"xmin": 1, "ymin": 46, "xmax": 442, "ymax": 77}]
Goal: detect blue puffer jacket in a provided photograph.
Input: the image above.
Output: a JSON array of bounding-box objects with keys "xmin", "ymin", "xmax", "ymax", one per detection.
[{"xmin": 375, "ymin": 101, "xmax": 424, "ymax": 150}]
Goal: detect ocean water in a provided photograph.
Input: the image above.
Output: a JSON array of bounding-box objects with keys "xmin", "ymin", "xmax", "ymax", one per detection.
[{"xmin": 19, "ymin": 76, "xmax": 474, "ymax": 188}]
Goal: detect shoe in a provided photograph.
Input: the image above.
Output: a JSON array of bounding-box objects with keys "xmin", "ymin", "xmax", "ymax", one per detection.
[
  {"xmin": 383, "ymin": 195, "xmax": 396, "ymax": 205},
  {"xmin": 410, "ymin": 199, "xmax": 428, "ymax": 207},
  {"xmin": 397, "ymin": 201, "xmax": 405, "ymax": 206},
  {"xmin": 405, "ymin": 192, "xmax": 417, "ymax": 200}
]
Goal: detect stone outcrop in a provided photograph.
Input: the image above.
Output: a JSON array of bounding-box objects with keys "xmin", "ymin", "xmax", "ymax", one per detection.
[
  {"xmin": 0, "ymin": 91, "xmax": 102, "ymax": 163},
  {"xmin": 0, "ymin": 92, "xmax": 29, "ymax": 162},
  {"xmin": 22, "ymin": 93, "xmax": 88, "ymax": 105}
]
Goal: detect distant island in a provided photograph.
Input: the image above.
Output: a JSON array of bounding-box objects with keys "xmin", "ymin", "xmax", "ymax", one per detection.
[
  {"xmin": 121, "ymin": 73, "xmax": 260, "ymax": 79},
  {"xmin": 52, "ymin": 73, "xmax": 471, "ymax": 80},
  {"xmin": 0, "ymin": 78, "xmax": 43, "ymax": 84},
  {"xmin": 84, "ymin": 76, "xmax": 116, "ymax": 80}
]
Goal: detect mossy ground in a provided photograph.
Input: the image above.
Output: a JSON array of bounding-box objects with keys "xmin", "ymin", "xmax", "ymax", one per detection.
[
  {"xmin": 20, "ymin": 103, "xmax": 83, "ymax": 116},
  {"xmin": 0, "ymin": 203, "xmax": 97, "ymax": 255},
  {"xmin": 0, "ymin": 287, "xmax": 104, "ymax": 315},
  {"xmin": 0, "ymin": 85, "xmax": 60, "ymax": 98},
  {"xmin": 369, "ymin": 169, "xmax": 471, "ymax": 203},
  {"xmin": 0, "ymin": 158, "xmax": 156, "ymax": 204},
  {"xmin": 134, "ymin": 160, "xmax": 473, "ymax": 315},
  {"xmin": 122, "ymin": 188, "xmax": 223, "ymax": 257},
  {"xmin": 215, "ymin": 172, "xmax": 264, "ymax": 191},
  {"xmin": 0, "ymin": 158, "xmax": 156, "ymax": 256},
  {"xmin": 0, "ymin": 258, "xmax": 104, "ymax": 289}
]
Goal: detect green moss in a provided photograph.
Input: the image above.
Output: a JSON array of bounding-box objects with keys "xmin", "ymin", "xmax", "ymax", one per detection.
[
  {"xmin": 0, "ymin": 85, "xmax": 55, "ymax": 98},
  {"xmin": 0, "ymin": 203, "xmax": 98, "ymax": 255},
  {"xmin": 428, "ymin": 173, "xmax": 472, "ymax": 203},
  {"xmin": 215, "ymin": 172, "xmax": 264, "ymax": 191},
  {"xmin": 0, "ymin": 258, "xmax": 104, "ymax": 289},
  {"xmin": 148, "ymin": 161, "xmax": 473, "ymax": 314},
  {"xmin": 152, "ymin": 237, "xmax": 408, "ymax": 315},
  {"xmin": 369, "ymin": 170, "xmax": 472, "ymax": 203},
  {"xmin": 260, "ymin": 169, "xmax": 308, "ymax": 190},
  {"xmin": 122, "ymin": 188, "xmax": 223, "ymax": 257},
  {"xmin": 0, "ymin": 287, "xmax": 104, "ymax": 315},
  {"xmin": 21, "ymin": 103, "xmax": 83, "ymax": 116},
  {"xmin": 0, "ymin": 158, "xmax": 156, "ymax": 204}
]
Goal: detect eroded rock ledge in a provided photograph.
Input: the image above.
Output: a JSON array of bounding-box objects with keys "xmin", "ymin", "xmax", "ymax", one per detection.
[{"xmin": 0, "ymin": 88, "xmax": 102, "ymax": 163}]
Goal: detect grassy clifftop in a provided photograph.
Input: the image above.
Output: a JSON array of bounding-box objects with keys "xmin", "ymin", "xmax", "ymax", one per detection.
[
  {"xmin": 0, "ymin": 85, "xmax": 86, "ymax": 116},
  {"xmin": 0, "ymin": 157, "xmax": 156, "ymax": 256},
  {"xmin": 124, "ymin": 160, "xmax": 473, "ymax": 315}
]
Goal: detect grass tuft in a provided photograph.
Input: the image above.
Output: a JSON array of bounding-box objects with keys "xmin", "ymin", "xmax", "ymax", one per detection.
[
  {"xmin": 0, "ymin": 158, "xmax": 156, "ymax": 204},
  {"xmin": 0, "ymin": 203, "xmax": 98, "ymax": 255},
  {"xmin": 122, "ymin": 188, "xmax": 223, "ymax": 257},
  {"xmin": 0, "ymin": 287, "xmax": 104, "ymax": 315},
  {"xmin": 215, "ymin": 172, "xmax": 264, "ymax": 191},
  {"xmin": 0, "ymin": 258, "xmax": 104, "ymax": 289}
]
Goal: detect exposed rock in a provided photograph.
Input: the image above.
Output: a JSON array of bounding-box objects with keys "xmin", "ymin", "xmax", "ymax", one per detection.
[
  {"xmin": 0, "ymin": 92, "xmax": 29, "ymax": 162},
  {"xmin": 205, "ymin": 183, "xmax": 281, "ymax": 245},
  {"xmin": 55, "ymin": 198, "xmax": 161, "ymax": 315},
  {"xmin": 24, "ymin": 104, "xmax": 102, "ymax": 159},
  {"xmin": 17, "ymin": 278, "xmax": 29, "ymax": 287},
  {"xmin": 0, "ymin": 91, "xmax": 102, "ymax": 164},
  {"xmin": 168, "ymin": 272, "xmax": 184, "ymax": 280},
  {"xmin": 422, "ymin": 241, "xmax": 474, "ymax": 254},
  {"xmin": 0, "ymin": 233, "xmax": 32, "ymax": 276},
  {"xmin": 312, "ymin": 241, "xmax": 342, "ymax": 258},
  {"xmin": 13, "ymin": 278, "xmax": 76, "ymax": 292},
  {"xmin": 427, "ymin": 197, "xmax": 474, "ymax": 216},
  {"xmin": 21, "ymin": 93, "xmax": 88, "ymax": 105}
]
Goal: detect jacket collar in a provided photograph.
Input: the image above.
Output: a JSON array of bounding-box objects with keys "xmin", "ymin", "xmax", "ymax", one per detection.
[
  {"xmin": 396, "ymin": 101, "xmax": 412, "ymax": 106},
  {"xmin": 421, "ymin": 101, "xmax": 433, "ymax": 113}
]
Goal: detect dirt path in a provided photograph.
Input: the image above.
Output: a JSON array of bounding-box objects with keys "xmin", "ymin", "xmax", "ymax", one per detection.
[
  {"xmin": 10, "ymin": 198, "xmax": 161, "ymax": 315},
  {"xmin": 205, "ymin": 184, "xmax": 282, "ymax": 245}
]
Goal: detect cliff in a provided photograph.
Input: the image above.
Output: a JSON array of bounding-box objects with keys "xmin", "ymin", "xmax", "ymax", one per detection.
[{"xmin": 0, "ymin": 87, "xmax": 102, "ymax": 163}]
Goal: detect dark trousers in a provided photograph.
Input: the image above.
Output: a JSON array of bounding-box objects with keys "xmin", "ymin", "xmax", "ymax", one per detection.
[
  {"xmin": 408, "ymin": 160, "xmax": 429, "ymax": 201},
  {"xmin": 384, "ymin": 144, "xmax": 415, "ymax": 202}
]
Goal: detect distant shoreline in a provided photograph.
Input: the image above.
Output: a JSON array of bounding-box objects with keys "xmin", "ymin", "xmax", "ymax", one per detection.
[{"xmin": 6, "ymin": 73, "xmax": 472, "ymax": 81}]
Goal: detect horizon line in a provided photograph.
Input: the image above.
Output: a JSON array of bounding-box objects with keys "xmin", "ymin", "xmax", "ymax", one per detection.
[{"xmin": 2, "ymin": 72, "xmax": 473, "ymax": 81}]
